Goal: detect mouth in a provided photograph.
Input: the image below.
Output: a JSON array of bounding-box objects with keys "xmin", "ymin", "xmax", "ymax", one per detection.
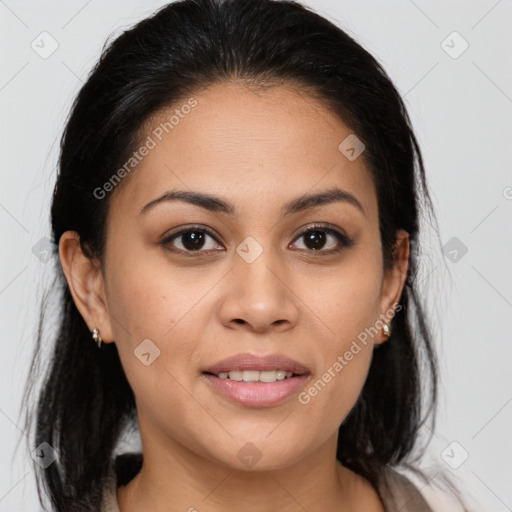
[
  {"xmin": 201, "ymin": 353, "xmax": 311, "ymax": 407},
  {"xmin": 202, "ymin": 352, "xmax": 310, "ymax": 377},
  {"xmin": 202, "ymin": 369, "xmax": 305, "ymax": 383}
]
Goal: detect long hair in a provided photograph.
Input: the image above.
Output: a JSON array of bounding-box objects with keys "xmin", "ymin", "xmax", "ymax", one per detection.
[{"xmin": 22, "ymin": 0, "xmax": 455, "ymax": 509}]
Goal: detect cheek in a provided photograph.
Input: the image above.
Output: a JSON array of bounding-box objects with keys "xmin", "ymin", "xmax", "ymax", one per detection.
[
  {"xmin": 106, "ymin": 263, "xmax": 207, "ymax": 428},
  {"xmin": 106, "ymin": 245, "xmax": 217, "ymax": 343},
  {"xmin": 302, "ymin": 261, "xmax": 383, "ymax": 349},
  {"xmin": 294, "ymin": 261, "xmax": 382, "ymax": 421},
  {"xmin": 293, "ymin": 336, "xmax": 374, "ymax": 448},
  {"xmin": 104, "ymin": 247, "xmax": 230, "ymax": 403}
]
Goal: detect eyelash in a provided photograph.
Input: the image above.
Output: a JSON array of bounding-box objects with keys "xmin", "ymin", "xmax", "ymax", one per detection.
[{"xmin": 160, "ymin": 223, "xmax": 353, "ymax": 257}]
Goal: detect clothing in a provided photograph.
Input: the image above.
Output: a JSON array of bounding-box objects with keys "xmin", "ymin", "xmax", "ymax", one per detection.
[{"xmin": 101, "ymin": 453, "xmax": 434, "ymax": 511}]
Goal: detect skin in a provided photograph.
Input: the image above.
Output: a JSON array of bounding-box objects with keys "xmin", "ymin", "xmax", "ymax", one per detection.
[{"xmin": 59, "ymin": 82, "xmax": 409, "ymax": 512}]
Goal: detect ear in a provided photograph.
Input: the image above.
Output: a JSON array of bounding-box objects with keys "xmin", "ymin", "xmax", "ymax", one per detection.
[
  {"xmin": 375, "ymin": 229, "xmax": 410, "ymax": 346},
  {"xmin": 58, "ymin": 231, "xmax": 115, "ymax": 343}
]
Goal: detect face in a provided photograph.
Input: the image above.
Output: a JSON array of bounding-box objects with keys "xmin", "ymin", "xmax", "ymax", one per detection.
[{"xmin": 61, "ymin": 82, "xmax": 408, "ymax": 472}]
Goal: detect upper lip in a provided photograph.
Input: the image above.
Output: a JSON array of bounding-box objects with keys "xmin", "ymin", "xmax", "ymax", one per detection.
[{"xmin": 203, "ymin": 353, "xmax": 310, "ymax": 376}]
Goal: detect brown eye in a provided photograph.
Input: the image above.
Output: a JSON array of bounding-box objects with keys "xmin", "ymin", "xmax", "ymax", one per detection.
[
  {"xmin": 290, "ymin": 225, "xmax": 353, "ymax": 254},
  {"xmin": 161, "ymin": 226, "xmax": 223, "ymax": 254},
  {"xmin": 161, "ymin": 223, "xmax": 353, "ymax": 257}
]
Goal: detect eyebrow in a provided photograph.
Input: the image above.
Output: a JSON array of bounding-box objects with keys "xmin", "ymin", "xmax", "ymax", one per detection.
[{"xmin": 139, "ymin": 187, "xmax": 366, "ymax": 218}]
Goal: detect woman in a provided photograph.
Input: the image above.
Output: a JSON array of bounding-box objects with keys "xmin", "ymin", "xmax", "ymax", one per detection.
[{"xmin": 23, "ymin": 0, "xmax": 471, "ymax": 510}]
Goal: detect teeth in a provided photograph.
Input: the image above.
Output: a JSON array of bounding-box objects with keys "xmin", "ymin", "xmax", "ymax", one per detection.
[
  {"xmin": 226, "ymin": 370, "xmax": 242, "ymax": 381},
  {"xmin": 216, "ymin": 370, "xmax": 294, "ymax": 382},
  {"xmin": 242, "ymin": 370, "xmax": 260, "ymax": 382}
]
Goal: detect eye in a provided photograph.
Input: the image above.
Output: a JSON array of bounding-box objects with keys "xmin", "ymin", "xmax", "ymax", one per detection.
[
  {"xmin": 160, "ymin": 225, "xmax": 223, "ymax": 254},
  {"xmin": 290, "ymin": 224, "xmax": 353, "ymax": 254},
  {"xmin": 161, "ymin": 223, "xmax": 353, "ymax": 256}
]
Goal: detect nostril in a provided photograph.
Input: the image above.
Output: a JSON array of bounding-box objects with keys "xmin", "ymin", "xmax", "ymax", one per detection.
[{"xmin": 235, "ymin": 319, "xmax": 244, "ymax": 324}]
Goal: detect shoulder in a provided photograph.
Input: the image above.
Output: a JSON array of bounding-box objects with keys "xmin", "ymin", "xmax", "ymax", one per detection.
[{"xmin": 377, "ymin": 465, "xmax": 434, "ymax": 511}]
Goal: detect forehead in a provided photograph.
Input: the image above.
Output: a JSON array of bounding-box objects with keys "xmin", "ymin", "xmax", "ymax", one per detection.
[{"xmin": 109, "ymin": 82, "xmax": 377, "ymax": 223}]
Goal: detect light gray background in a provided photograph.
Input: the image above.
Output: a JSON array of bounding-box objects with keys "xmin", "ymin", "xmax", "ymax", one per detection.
[{"xmin": 1, "ymin": 0, "xmax": 511, "ymax": 510}]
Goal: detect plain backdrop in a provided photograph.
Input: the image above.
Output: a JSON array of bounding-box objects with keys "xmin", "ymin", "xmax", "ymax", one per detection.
[{"xmin": 1, "ymin": 0, "xmax": 511, "ymax": 510}]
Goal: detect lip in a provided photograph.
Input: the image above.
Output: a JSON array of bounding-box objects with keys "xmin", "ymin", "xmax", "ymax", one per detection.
[
  {"xmin": 201, "ymin": 373, "xmax": 310, "ymax": 407},
  {"xmin": 202, "ymin": 352, "xmax": 310, "ymax": 376},
  {"xmin": 201, "ymin": 353, "xmax": 311, "ymax": 407}
]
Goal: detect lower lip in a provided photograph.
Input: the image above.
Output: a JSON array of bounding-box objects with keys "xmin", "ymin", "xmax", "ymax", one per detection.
[{"xmin": 201, "ymin": 373, "xmax": 309, "ymax": 407}]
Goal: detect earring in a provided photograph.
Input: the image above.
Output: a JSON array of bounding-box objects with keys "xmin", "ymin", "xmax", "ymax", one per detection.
[
  {"xmin": 382, "ymin": 323, "xmax": 392, "ymax": 337},
  {"xmin": 92, "ymin": 328, "xmax": 103, "ymax": 348}
]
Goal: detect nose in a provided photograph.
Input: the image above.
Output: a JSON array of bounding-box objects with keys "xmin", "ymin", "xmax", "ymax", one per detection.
[{"xmin": 217, "ymin": 247, "xmax": 299, "ymax": 334}]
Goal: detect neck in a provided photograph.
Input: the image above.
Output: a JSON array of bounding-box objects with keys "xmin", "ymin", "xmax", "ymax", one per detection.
[{"xmin": 116, "ymin": 418, "xmax": 384, "ymax": 512}]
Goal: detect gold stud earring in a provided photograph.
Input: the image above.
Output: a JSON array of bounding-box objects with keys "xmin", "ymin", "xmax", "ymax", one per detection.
[
  {"xmin": 382, "ymin": 323, "xmax": 391, "ymax": 337},
  {"xmin": 92, "ymin": 328, "xmax": 103, "ymax": 348}
]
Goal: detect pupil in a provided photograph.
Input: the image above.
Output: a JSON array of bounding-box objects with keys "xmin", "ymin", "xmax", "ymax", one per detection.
[
  {"xmin": 180, "ymin": 230, "xmax": 327, "ymax": 251},
  {"xmin": 183, "ymin": 231, "xmax": 205, "ymax": 250},
  {"xmin": 305, "ymin": 230, "xmax": 325, "ymax": 250}
]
